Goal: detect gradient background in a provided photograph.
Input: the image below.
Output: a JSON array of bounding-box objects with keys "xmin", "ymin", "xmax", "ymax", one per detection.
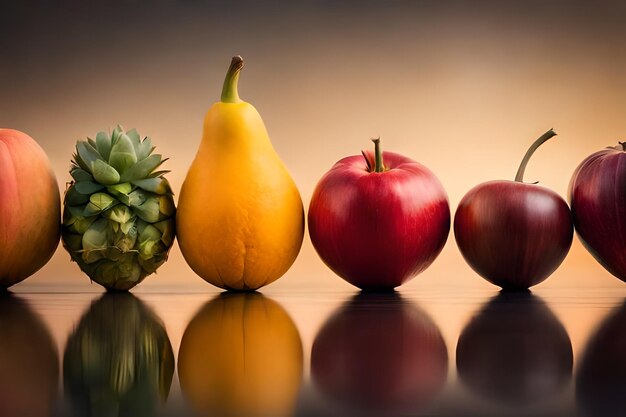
[
  {"xmin": 2, "ymin": 0, "xmax": 626, "ymax": 292},
  {"xmin": 3, "ymin": 1, "xmax": 626, "ymax": 415}
]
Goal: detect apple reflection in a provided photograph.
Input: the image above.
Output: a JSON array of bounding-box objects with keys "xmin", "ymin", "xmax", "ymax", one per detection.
[
  {"xmin": 311, "ymin": 293, "xmax": 448, "ymax": 415},
  {"xmin": 63, "ymin": 293, "xmax": 174, "ymax": 417},
  {"xmin": 456, "ymin": 292, "xmax": 572, "ymax": 407},
  {"xmin": 0, "ymin": 293, "xmax": 58, "ymax": 417},
  {"xmin": 178, "ymin": 292, "xmax": 303, "ymax": 417},
  {"xmin": 577, "ymin": 300, "xmax": 626, "ymax": 416}
]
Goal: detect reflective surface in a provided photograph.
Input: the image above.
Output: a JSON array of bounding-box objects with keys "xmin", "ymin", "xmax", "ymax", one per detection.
[
  {"xmin": 178, "ymin": 293, "xmax": 303, "ymax": 417},
  {"xmin": 63, "ymin": 294, "xmax": 174, "ymax": 417},
  {"xmin": 1, "ymin": 284, "xmax": 623, "ymax": 417},
  {"xmin": 0, "ymin": 294, "xmax": 58, "ymax": 417},
  {"xmin": 311, "ymin": 293, "xmax": 448, "ymax": 416},
  {"xmin": 456, "ymin": 293, "xmax": 572, "ymax": 409}
]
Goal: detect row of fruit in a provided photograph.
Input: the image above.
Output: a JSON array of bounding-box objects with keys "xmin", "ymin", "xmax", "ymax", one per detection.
[{"xmin": 1, "ymin": 55, "xmax": 624, "ymax": 292}]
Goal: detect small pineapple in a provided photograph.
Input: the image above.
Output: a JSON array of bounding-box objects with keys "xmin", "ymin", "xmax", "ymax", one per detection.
[{"xmin": 62, "ymin": 126, "xmax": 175, "ymax": 290}]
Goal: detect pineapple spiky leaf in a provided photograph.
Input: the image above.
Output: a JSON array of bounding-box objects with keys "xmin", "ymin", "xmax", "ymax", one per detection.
[
  {"xmin": 92, "ymin": 159, "xmax": 120, "ymax": 185},
  {"xmin": 109, "ymin": 133, "xmax": 138, "ymax": 174},
  {"xmin": 126, "ymin": 128, "xmax": 141, "ymax": 145},
  {"xmin": 73, "ymin": 152, "xmax": 90, "ymax": 172},
  {"xmin": 150, "ymin": 170, "xmax": 171, "ymax": 178},
  {"xmin": 62, "ymin": 126, "xmax": 176, "ymax": 291},
  {"xmin": 111, "ymin": 126, "xmax": 123, "ymax": 145},
  {"xmin": 136, "ymin": 137, "xmax": 154, "ymax": 161},
  {"xmin": 77, "ymin": 141, "xmax": 103, "ymax": 167},
  {"xmin": 74, "ymin": 181, "xmax": 105, "ymax": 195},
  {"xmin": 120, "ymin": 155, "xmax": 165, "ymax": 183},
  {"xmin": 65, "ymin": 188, "xmax": 90, "ymax": 206},
  {"xmin": 71, "ymin": 168, "xmax": 94, "ymax": 183},
  {"xmin": 95, "ymin": 131, "xmax": 112, "ymax": 160},
  {"xmin": 132, "ymin": 178, "xmax": 172, "ymax": 195}
]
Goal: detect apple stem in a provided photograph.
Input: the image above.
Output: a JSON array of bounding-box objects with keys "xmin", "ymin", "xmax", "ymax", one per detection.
[
  {"xmin": 619, "ymin": 141, "xmax": 626, "ymax": 151},
  {"xmin": 372, "ymin": 137, "xmax": 384, "ymax": 173},
  {"xmin": 514, "ymin": 128, "xmax": 557, "ymax": 183},
  {"xmin": 221, "ymin": 56, "xmax": 244, "ymax": 103}
]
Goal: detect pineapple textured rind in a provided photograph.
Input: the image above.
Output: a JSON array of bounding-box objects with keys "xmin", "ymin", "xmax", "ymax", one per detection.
[{"xmin": 62, "ymin": 126, "xmax": 175, "ymax": 290}]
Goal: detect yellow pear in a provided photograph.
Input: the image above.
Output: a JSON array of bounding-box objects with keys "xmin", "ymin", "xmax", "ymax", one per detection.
[
  {"xmin": 177, "ymin": 56, "xmax": 304, "ymax": 290},
  {"xmin": 178, "ymin": 293, "xmax": 303, "ymax": 417}
]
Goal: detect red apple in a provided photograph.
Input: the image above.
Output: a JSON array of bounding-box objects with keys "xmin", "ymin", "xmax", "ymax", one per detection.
[
  {"xmin": 454, "ymin": 129, "xmax": 573, "ymax": 290},
  {"xmin": 569, "ymin": 143, "xmax": 626, "ymax": 282},
  {"xmin": 0, "ymin": 129, "xmax": 61, "ymax": 287},
  {"xmin": 311, "ymin": 293, "xmax": 448, "ymax": 414},
  {"xmin": 308, "ymin": 138, "xmax": 450, "ymax": 290},
  {"xmin": 456, "ymin": 292, "xmax": 572, "ymax": 406}
]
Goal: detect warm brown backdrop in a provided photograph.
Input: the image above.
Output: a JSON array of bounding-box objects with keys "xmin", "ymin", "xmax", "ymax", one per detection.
[{"xmin": 2, "ymin": 0, "xmax": 626, "ymax": 292}]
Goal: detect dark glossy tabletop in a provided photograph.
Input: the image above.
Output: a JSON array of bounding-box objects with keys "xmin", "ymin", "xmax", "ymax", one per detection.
[{"xmin": 6, "ymin": 263, "xmax": 626, "ymax": 417}]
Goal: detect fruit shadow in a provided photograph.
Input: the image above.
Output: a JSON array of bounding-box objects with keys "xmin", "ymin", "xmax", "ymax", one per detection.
[
  {"xmin": 0, "ymin": 292, "xmax": 59, "ymax": 416},
  {"xmin": 63, "ymin": 293, "xmax": 174, "ymax": 417},
  {"xmin": 311, "ymin": 292, "xmax": 448, "ymax": 416},
  {"xmin": 177, "ymin": 291, "xmax": 303, "ymax": 417},
  {"xmin": 456, "ymin": 292, "xmax": 572, "ymax": 408},
  {"xmin": 576, "ymin": 299, "xmax": 626, "ymax": 417}
]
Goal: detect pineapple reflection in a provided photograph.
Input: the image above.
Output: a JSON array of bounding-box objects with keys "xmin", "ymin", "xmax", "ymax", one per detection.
[
  {"xmin": 178, "ymin": 292, "xmax": 303, "ymax": 417},
  {"xmin": 63, "ymin": 293, "xmax": 174, "ymax": 417},
  {"xmin": 311, "ymin": 293, "xmax": 448, "ymax": 415},
  {"xmin": 0, "ymin": 293, "xmax": 58, "ymax": 417},
  {"xmin": 577, "ymin": 300, "xmax": 626, "ymax": 416},
  {"xmin": 456, "ymin": 292, "xmax": 572, "ymax": 407}
]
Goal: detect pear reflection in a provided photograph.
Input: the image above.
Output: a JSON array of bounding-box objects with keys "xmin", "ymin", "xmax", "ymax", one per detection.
[
  {"xmin": 311, "ymin": 293, "xmax": 448, "ymax": 415},
  {"xmin": 0, "ymin": 293, "xmax": 58, "ymax": 417},
  {"xmin": 63, "ymin": 293, "xmax": 175, "ymax": 417},
  {"xmin": 577, "ymin": 300, "xmax": 626, "ymax": 416},
  {"xmin": 456, "ymin": 292, "xmax": 572, "ymax": 407},
  {"xmin": 178, "ymin": 292, "xmax": 303, "ymax": 417}
]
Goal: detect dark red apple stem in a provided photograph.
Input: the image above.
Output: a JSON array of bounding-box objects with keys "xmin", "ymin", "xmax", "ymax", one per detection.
[
  {"xmin": 514, "ymin": 128, "xmax": 557, "ymax": 183},
  {"xmin": 372, "ymin": 137, "xmax": 384, "ymax": 173}
]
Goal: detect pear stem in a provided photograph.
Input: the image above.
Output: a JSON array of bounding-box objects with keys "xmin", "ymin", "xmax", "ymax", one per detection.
[
  {"xmin": 514, "ymin": 128, "xmax": 557, "ymax": 182},
  {"xmin": 221, "ymin": 56, "xmax": 244, "ymax": 103}
]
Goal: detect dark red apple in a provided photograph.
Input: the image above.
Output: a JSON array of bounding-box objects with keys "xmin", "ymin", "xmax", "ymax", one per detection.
[
  {"xmin": 570, "ymin": 143, "xmax": 626, "ymax": 282},
  {"xmin": 456, "ymin": 292, "xmax": 572, "ymax": 407},
  {"xmin": 454, "ymin": 129, "xmax": 573, "ymax": 290},
  {"xmin": 576, "ymin": 301, "xmax": 626, "ymax": 416},
  {"xmin": 308, "ymin": 139, "xmax": 450, "ymax": 290},
  {"xmin": 311, "ymin": 293, "xmax": 448, "ymax": 414}
]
